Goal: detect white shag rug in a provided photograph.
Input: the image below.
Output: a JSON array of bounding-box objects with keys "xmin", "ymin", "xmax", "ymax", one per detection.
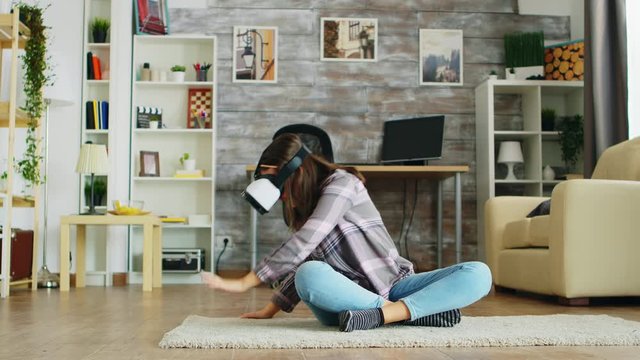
[{"xmin": 159, "ymin": 314, "xmax": 640, "ymax": 349}]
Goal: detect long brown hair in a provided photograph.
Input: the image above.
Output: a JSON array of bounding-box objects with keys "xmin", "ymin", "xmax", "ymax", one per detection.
[{"xmin": 258, "ymin": 133, "xmax": 364, "ymax": 231}]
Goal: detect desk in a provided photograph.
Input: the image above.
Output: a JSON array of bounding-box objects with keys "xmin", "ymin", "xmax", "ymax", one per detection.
[
  {"xmin": 246, "ymin": 165, "xmax": 469, "ymax": 269},
  {"xmin": 59, "ymin": 214, "xmax": 162, "ymax": 292}
]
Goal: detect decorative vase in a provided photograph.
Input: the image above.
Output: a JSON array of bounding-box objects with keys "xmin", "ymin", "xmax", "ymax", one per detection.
[
  {"xmin": 93, "ymin": 29, "xmax": 107, "ymax": 43},
  {"xmin": 183, "ymin": 159, "xmax": 196, "ymax": 171},
  {"xmin": 506, "ymin": 72, "xmax": 516, "ymax": 80},
  {"xmin": 171, "ymin": 71, "xmax": 186, "ymax": 82},
  {"xmin": 543, "ymin": 165, "xmax": 556, "ymax": 181}
]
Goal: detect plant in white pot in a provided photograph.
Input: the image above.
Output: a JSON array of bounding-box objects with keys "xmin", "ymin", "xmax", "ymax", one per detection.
[
  {"xmin": 170, "ymin": 65, "xmax": 186, "ymax": 82},
  {"xmin": 179, "ymin": 153, "xmax": 196, "ymax": 171}
]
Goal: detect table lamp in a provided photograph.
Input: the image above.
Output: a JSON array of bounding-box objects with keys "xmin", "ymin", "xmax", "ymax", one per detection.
[
  {"xmin": 75, "ymin": 143, "xmax": 109, "ymax": 215},
  {"xmin": 497, "ymin": 141, "xmax": 524, "ymax": 180}
]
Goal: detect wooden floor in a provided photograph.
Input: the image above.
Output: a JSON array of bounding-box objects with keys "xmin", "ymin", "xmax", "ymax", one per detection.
[{"xmin": 1, "ymin": 284, "xmax": 639, "ymax": 359}]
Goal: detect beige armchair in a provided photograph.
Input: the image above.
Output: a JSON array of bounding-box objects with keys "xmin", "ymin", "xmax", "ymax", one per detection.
[{"xmin": 484, "ymin": 137, "xmax": 640, "ymax": 304}]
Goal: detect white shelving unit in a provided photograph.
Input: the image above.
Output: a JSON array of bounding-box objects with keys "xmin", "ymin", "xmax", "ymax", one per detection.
[
  {"xmin": 81, "ymin": 0, "xmax": 111, "ymax": 212},
  {"xmin": 0, "ymin": 9, "xmax": 39, "ymax": 297},
  {"xmin": 475, "ymin": 79, "xmax": 584, "ymax": 259},
  {"xmin": 130, "ymin": 35, "xmax": 217, "ymax": 284},
  {"xmin": 78, "ymin": 0, "xmax": 114, "ymax": 284}
]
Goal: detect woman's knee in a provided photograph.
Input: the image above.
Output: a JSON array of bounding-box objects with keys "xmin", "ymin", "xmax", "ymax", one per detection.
[
  {"xmin": 461, "ymin": 261, "xmax": 493, "ymax": 296},
  {"xmin": 294, "ymin": 261, "xmax": 329, "ymax": 300}
]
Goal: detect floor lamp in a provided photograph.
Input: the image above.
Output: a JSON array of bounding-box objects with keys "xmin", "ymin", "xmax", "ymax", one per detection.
[{"xmin": 37, "ymin": 98, "xmax": 72, "ymax": 288}]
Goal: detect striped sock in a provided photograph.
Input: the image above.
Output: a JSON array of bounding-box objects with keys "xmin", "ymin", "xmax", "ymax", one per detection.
[
  {"xmin": 404, "ymin": 309, "xmax": 461, "ymax": 327},
  {"xmin": 339, "ymin": 308, "xmax": 385, "ymax": 332}
]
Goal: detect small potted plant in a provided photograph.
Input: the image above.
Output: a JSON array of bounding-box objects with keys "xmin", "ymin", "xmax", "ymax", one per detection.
[
  {"xmin": 506, "ymin": 67, "xmax": 516, "ymax": 80},
  {"xmin": 91, "ymin": 17, "xmax": 110, "ymax": 43},
  {"xmin": 170, "ymin": 65, "xmax": 186, "ymax": 82},
  {"xmin": 179, "ymin": 153, "xmax": 196, "ymax": 171},
  {"xmin": 556, "ymin": 114, "xmax": 584, "ymax": 176},
  {"xmin": 488, "ymin": 70, "xmax": 498, "ymax": 80}
]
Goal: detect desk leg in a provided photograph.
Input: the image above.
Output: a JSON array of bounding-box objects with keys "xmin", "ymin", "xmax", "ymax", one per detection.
[
  {"xmin": 152, "ymin": 225, "xmax": 162, "ymax": 288},
  {"xmin": 59, "ymin": 224, "xmax": 70, "ymax": 291},
  {"xmin": 142, "ymin": 224, "xmax": 152, "ymax": 291},
  {"xmin": 455, "ymin": 172, "xmax": 462, "ymax": 264},
  {"xmin": 250, "ymin": 208, "xmax": 258, "ymax": 269},
  {"xmin": 437, "ymin": 180, "xmax": 443, "ymax": 269},
  {"xmin": 76, "ymin": 225, "xmax": 86, "ymax": 288}
]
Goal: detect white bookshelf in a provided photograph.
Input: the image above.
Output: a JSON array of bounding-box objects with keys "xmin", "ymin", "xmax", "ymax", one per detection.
[
  {"xmin": 129, "ymin": 35, "xmax": 217, "ymax": 283},
  {"xmin": 475, "ymin": 79, "xmax": 584, "ymax": 260}
]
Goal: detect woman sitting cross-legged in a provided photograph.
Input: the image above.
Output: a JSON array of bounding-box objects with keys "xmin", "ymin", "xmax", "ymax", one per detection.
[{"xmin": 202, "ymin": 133, "xmax": 492, "ymax": 332}]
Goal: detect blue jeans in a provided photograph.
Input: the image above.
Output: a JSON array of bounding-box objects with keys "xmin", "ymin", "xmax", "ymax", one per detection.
[{"xmin": 294, "ymin": 260, "xmax": 492, "ymax": 326}]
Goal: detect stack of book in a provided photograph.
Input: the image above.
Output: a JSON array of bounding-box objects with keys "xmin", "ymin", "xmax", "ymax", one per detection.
[
  {"xmin": 85, "ymin": 100, "xmax": 109, "ymax": 129},
  {"xmin": 174, "ymin": 169, "xmax": 205, "ymax": 178}
]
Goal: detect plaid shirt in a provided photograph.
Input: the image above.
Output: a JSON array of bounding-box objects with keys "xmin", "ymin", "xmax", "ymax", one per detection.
[{"xmin": 254, "ymin": 170, "xmax": 414, "ymax": 312}]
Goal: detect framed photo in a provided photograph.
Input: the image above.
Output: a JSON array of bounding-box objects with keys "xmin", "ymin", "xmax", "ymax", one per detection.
[
  {"xmin": 419, "ymin": 29, "xmax": 463, "ymax": 86},
  {"xmin": 232, "ymin": 26, "xmax": 278, "ymax": 83},
  {"xmin": 134, "ymin": 0, "xmax": 169, "ymax": 35},
  {"xmin": 187, "ymin": 88, "xmax": 213, "ymax": 129},
  {"xmin": 321, "ymin": 18, "xmax": 378, "ymax": 62},
  {"xmin": 139, "ymin": 151, "xmax": 160, "ymax": 177}
]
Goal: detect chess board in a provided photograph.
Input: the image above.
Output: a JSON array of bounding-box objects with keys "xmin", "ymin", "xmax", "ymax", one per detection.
[{"xmin": 187, "ymin": 88, "xmax": 212, "ymax": 129}]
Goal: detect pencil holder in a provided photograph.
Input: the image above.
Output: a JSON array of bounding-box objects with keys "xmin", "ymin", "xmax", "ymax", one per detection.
[{"xmin": 196, "ymin": 69, "xmax": 208, "ymax": 82}]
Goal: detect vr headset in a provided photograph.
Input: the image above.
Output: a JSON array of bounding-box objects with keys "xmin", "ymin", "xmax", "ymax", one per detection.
[{"xmin": 242, "ymin": 145, "xmax": 310, "ymax": 214}]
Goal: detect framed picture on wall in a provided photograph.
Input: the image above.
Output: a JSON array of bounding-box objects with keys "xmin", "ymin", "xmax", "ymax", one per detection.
[
  {"xmin": 134, "ymin": 0, "xmax": 170, "ymax": 35},
  {"xmin": 419, "ymin": 29, "xmax": 464, "ymax": 86},
  {"xmin": 321, "ymin": 17, "xmax": 378, "ymax": 62},
  {"xmin": 139, "ymin": 151, "xmax": 160, "ymax": 177},
  {"xmin": 232, "ymin": 26, "xmax": 278, "ymax": 83}
]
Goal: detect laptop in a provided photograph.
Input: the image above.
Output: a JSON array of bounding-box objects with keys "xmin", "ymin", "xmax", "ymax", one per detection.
[{"xmin": 380, "ymin": 115, "xmax": 445, "ymax": 165}]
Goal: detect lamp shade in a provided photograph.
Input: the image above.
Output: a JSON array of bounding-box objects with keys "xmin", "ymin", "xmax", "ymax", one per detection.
[
  {"xmin": 75, "ymin": 144, "xmax": 109, "ymax": 175},
  {"xmin": 497, "ymin": 141, "xmax": 524, "ymax": 164}
]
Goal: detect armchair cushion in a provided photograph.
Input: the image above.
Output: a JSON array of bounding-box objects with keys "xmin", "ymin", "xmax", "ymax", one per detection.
[{"xmin": 502, "ymin": 215, "xmax": 550, "ymax": 249}]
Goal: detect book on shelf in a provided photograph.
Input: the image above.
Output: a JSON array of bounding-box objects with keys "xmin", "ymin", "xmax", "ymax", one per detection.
[
  {"xmin": 174, "ymin": 169, "xmax": 205, "ymax": 178},
  {"xmin": 160, "ymin": 216, "xmax": 187, "ymax": 223},
  {"xmin": 86, "ymin": 51, "xmax": 94, "ymax": 80},
  {"xmin": 92, "ymin": 54, "xmax": 102, "ymax": 80}
]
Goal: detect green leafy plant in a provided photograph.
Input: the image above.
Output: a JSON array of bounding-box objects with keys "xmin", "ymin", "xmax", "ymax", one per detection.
[
  {"xmin": 179, "ymin": 153, "xmax": 190, "ymax": 166},
  {"xmin": 504, "ymin": 31, "xmax": 544, "ymax": 69},
  {"xmin": 556, "ymin": 114, "xmax": 584, "ymax": 173},
  {"xmin": 90, "ymin": 17, "xmax": 110, "ymax": 32},
  {"xmin": 489, "ymin": 70, "xmax": 497, "ymax": 75},
  {"xmin": 171, "ymin": 65, "xmax": 186, "ymax": 72},
  {"xmin": 509, "ymin": 67, "xmax": 515, "ymax": 74},
  {"xmin": 85, "ymin": 178, "xmax": 107, "ymax": 206},
  {"xmin": 14, "ymin": 3, "xmax": 52, "ymax": 190}
]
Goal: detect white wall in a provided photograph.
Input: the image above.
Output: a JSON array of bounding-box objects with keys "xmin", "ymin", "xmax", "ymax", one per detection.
[
  {"xmin": 628, "ymin": 0, "xmax": 640, "ymax": 138},
  {"xmin": 519, "ymin": 0, "xmax": 584, "ymax": 39}
]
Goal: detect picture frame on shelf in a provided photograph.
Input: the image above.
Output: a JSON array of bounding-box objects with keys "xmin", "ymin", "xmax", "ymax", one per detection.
[
  {"xmin": 134, "ymin": 0, "xmax": 169, "ymax": 35},
  {"xmin": 139, "ymin": 151, "xmax": 160, "ymax": 177},
  {"xmin": 321, "ymin": 18, "xmax": 377, "ymax": 62},
  {"xmin": 232, "ymin": 26, "xmax": 278, "ymax": 83},
  {"xmin": 187, "ymin": 88, "xmax": 212, "ymax": 129},
  {"xmin": 419, "ymin": 29, "xmax": 463, "ymax": 86}
]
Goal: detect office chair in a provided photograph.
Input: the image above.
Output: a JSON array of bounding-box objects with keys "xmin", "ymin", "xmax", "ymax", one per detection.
[{"xmin": 273, "ymin": 123, "xmax": 334, "ymax": 162}]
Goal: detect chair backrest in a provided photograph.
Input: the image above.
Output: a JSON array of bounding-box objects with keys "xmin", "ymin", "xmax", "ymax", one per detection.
[
  {"xmin": 592, "ymin": 136, "xmax": 640, "ymax": 181},
  {"xmin": 273, "ymin": 124, "xmax": 334, "ymax": 162}
]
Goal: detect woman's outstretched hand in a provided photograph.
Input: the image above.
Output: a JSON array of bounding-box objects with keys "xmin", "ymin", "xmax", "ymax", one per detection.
[
  {"xmin": 241, "ymin": 302, "xmax": 281, "ymax": 319},
  {"xmin": 201, "ymin": 272, "xmax": 247, "ymax": 292},
  {"xmin": 200, "ymin": 271, "xmax": 262, "ymax": 293}
]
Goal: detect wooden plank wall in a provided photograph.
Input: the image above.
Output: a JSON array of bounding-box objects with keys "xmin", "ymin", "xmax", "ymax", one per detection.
[{"xmin": 170, "ymin": 1, "xmax": 570, "ymax": 271}]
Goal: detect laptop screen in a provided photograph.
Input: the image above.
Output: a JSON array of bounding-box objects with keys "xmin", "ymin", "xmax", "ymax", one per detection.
[{"xmin": 380, "ymin": 115, "xmax": 445, "ymax": 164}]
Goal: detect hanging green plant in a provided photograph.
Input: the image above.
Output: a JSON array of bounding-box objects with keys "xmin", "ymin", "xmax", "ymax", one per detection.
[{"xmin": 14, "ymin": 3, "xmax": 53, "ymax": 190}]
